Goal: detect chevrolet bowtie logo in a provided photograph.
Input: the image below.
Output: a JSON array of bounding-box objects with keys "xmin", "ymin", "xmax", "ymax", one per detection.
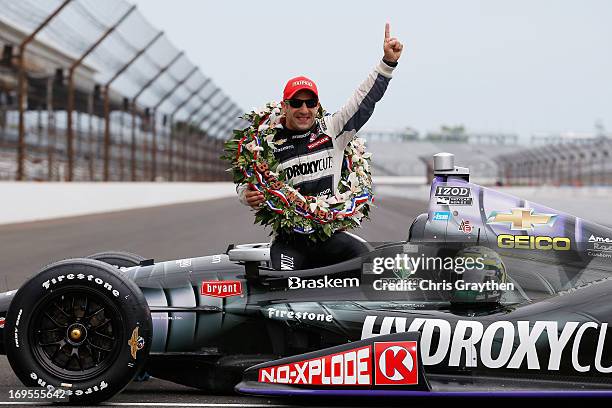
[{"xmin": 487, "ymin": 208, "xmax": 557, "ymax": 230}]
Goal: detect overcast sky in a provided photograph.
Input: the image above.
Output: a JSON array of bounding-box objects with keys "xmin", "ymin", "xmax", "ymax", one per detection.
[{"xmin": 132, "ymin": 0, "xmax": 612, "ymax": 140}]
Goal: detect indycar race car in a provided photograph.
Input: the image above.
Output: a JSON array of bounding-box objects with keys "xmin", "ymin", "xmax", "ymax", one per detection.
[{"xmin": 1, "ymin": 152, "xmax": 612, "ymax": 404}]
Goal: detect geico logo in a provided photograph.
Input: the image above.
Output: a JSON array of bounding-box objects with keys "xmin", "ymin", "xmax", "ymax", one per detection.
[
  {"xmin": 374, "ymin": 341, "xmax": 418, "ymax": 385},
  {"xmin": 42, "ymin": 274, "xmax": 120, "ymax": 297},
  {"xmin": 497, "ymin": 234, "xmax": 570, "ymax": 251},
  {"xmin": 258, "ymin": 346, "xmax": 371, "ymax": 385},
  {"xmin": 284, "ymin": 157, "xmax": 333, "ymax": 180},
  {"xmin": 288, "ymin": 276, "xmax": 360, "ymax": 289},
  {"xmin": 361, "ymin": 316, "xmax": 612, "ymax": 374}
]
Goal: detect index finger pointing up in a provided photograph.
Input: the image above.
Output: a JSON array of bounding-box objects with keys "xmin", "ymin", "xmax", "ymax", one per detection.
[{"xmin": 385, "ymin": 23, "xmax": 390, "ymax": 40}]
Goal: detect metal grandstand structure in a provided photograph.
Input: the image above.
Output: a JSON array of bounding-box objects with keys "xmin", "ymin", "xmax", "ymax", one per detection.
[
  {"xmin": 0, "ymin": 0, "xmax": 245, "ymax": 181},
  {"xmin": 496, "ymin": 136, "xmax": 612, "ymax": 186}
]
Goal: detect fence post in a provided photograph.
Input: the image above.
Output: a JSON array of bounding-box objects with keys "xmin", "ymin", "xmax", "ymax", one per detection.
[
  {"xmin": 102, "ymin": 31, "xmax": 163, "ymax": 181},
  {"xmin": 150, "ymin": 67, "xmax": 200, "ymax": 181},
  {"xmin": 66, "ymin": 5, "xmax": 136, "ymax": 181},
  {"xmin": 16, "ymin": 0, "xmax": 72, "ymax": 181},
  {"xmin": 130, "ymin": 50, "xmax": 184, "ymax": 181},
  {"xmin": 167, "ymin": 80, "xmax": 211, "ymax": 181},
  {"xmin": 46, "ymin": 76, "xmax": 55, "ymax": 180}
]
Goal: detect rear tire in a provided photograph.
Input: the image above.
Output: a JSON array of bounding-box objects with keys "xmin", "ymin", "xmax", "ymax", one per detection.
[
  {"xmin": 4, "ymin": 258, "xmax": 152, "ymax": 404},
  {"xmin": 86, "ymin": 251, "xmax": 146, "ymax": 268}
]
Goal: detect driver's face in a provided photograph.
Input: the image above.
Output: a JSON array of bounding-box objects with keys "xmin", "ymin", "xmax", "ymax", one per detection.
[{"xmin": 282, "ymin": 90, "xmax": 319, "ymax": 132}]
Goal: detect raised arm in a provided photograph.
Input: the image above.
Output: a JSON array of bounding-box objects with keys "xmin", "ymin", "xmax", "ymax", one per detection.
[{"xmin": 327, "ymin": 23, "xmax": 404, "ymax": 148}]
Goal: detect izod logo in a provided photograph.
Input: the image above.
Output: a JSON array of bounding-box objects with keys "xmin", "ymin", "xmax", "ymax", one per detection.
[
  {"xmin": 435, "ymin": 186, "xmax": 471, "ymax": 197},
  {"xmin": 201, "ymin": 280, "xmax": 243, "ymax": 298}
]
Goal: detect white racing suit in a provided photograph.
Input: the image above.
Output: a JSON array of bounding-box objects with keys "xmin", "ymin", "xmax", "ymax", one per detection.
[{"xmin": 238, "ymin": 59, "xmax": 397, "ymax": 270}]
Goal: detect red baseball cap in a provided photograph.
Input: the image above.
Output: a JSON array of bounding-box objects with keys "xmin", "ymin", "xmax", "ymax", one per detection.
[{"xmin": 283, "ymin": 76, "xmax": 318, "ymax": 101}]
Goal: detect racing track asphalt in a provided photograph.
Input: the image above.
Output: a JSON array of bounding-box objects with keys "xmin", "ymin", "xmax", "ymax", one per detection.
[{"xmin": 0, "ymin": 193, "xmax": 428, "ymax": 407}]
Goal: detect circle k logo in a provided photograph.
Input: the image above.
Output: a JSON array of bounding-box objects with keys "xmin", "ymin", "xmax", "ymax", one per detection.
[{"xmin": 374, "ymin": 341, "xmax": 418, "ymax": 385}]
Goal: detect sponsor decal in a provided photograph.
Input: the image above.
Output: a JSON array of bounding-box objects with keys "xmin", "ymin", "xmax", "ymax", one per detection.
[
  {"xmin": 437, "ymin": 196, "xmax": 473, "ymax": 206},
  {"xmin": 128, "ymin": 327, "xmax": 145, "ymax": 360},
  {"xmin": 290, "ymin": 132, "xmax": 312, "ymax": 140},
  {"xmin": 258, "ymin": 346, "xmax": 372, "ymax": 385},
  {"xmin": 176, "ymin": 258, "xmax": 192, "ymax": 268},
  {"xmin": 13, "ymin": 309, "xmax": 22, "ymax": 348},
  {"xmin": 0, "ymin": 317, "xmax": 5, "ymax": 329},
  {"xmin": 29, "ymin": 371, "xmax": 108, "ymax": 395},
  {"xmin": 587, "ymin": 234, "xmax": 612, "ymax": 258},
  {"xmin": 589, "ymin": 245, "xmax": 612, "ymax": 258},
  {"xmin": 589, "ymin": 235, "xmax": 612, "ymax": 244},
  {"xmin": 497, "ymin": 234, "xmax": 570, "ymax": 251},
  {"xmin": 293, "ymin": 79, "xmax": 314, "ymax": 88},
  {"xmin": 403, "ymin": 243, "xmax": 419, "ymax": 253},
  {"xmin": 374, "ymin": 341, "xmax": 418, "ymax": 385},
  {"xmin": 435, "ymin": 186, "xmax": 471, "ymax": 197},
  {"xmin": 487, "ymin": 208, "xmax": 557, "ymax": 230},
  {"xmin": 280, "ymin": 254, "xmax": 294, "ymax": 271},
  {"xmin": 319, "ymin": 120, "xmax": 328, "ymax": 132},
  {"xmin": 273, "ymin": 144, "xmax": 294, "ymax": 153},
  {"xmin": 458, "ymin": 219, "xmax": 473, "ymax": 234},
  {"xmin": 435, "ymin": 186, "xmax": 473, "ymax": 206},
  {"xmin": 152, "ymin": 314, "xmax": 183, "ymax": 320},
  {"xmin": 288, "ymin": 276, "xmax": 360, "ymax": 290},
  {"xmin": 308, "ymin": 135, "xmax": 331, "ymax": 150},
  {"xmin": 361, "ymin": 316, "xmax": 612, "ymax": 374},
  {"xmin": 432, "ymin": 211, "xmax": 451, "ymax": 221},
  {"xmin": 316, "ymin": 187, "xmax": 332, "ymax": 197},
  {"xmin": 42, "ymin": 274, "xmax": 119, "ymax": 298},
  {"xmin": 284, "ymin": 157, "xmax": 333, "ymax": 180},
  {"xmin": 201, "ymin": 280, "xmax": 243, "ymax": 298},
  {"xmin": 267, "ymin": 307, "xmax": 333, "ymax": 322}
]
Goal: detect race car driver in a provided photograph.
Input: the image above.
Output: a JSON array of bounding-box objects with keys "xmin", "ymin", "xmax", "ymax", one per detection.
[{"xmin": 238, "ymin": 23, "xmax": 403, "ymax": 270}]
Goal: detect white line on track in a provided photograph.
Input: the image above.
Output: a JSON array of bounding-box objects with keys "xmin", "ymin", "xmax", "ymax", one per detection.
[
  {"xmin": 102, "ymin": 404, "xmax": 292, "ymax": 407},
  {"xmin": 0, "ymin": 403, "xmax": 292, "ymax": 407}
]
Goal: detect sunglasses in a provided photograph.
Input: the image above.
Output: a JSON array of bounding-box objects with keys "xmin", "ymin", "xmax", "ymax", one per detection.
[{"xmin": 286, "ymin": 98, "xmax": 318, "ymax": 109}]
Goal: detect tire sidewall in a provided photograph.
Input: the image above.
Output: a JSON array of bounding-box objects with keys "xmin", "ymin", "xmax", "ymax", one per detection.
[
  {"xmin": 4, "ymin": 259, "xmax": 151, "ymax": 404},
  {"xmin": 86, "ymin": 251, "xmax": 146, "ymax": 268}
]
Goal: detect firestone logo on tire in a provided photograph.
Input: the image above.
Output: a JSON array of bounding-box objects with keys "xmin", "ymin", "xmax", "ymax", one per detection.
[
  {"xmin": 374, "ymin": 341, "xmax": 418, "ymax": 385},
  {"xmin": 42, "ymin": 274, "xmax": 120, "ymax": 298}
]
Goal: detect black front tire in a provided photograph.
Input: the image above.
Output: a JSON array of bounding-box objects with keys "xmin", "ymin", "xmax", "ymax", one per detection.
[
  {"xmin": 86, "ymin": 251, "xmax": 146, "ymax": 268},
  {"xmin": 4, "ymin": 258, "xmax": 152, "ymax": 404}
]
